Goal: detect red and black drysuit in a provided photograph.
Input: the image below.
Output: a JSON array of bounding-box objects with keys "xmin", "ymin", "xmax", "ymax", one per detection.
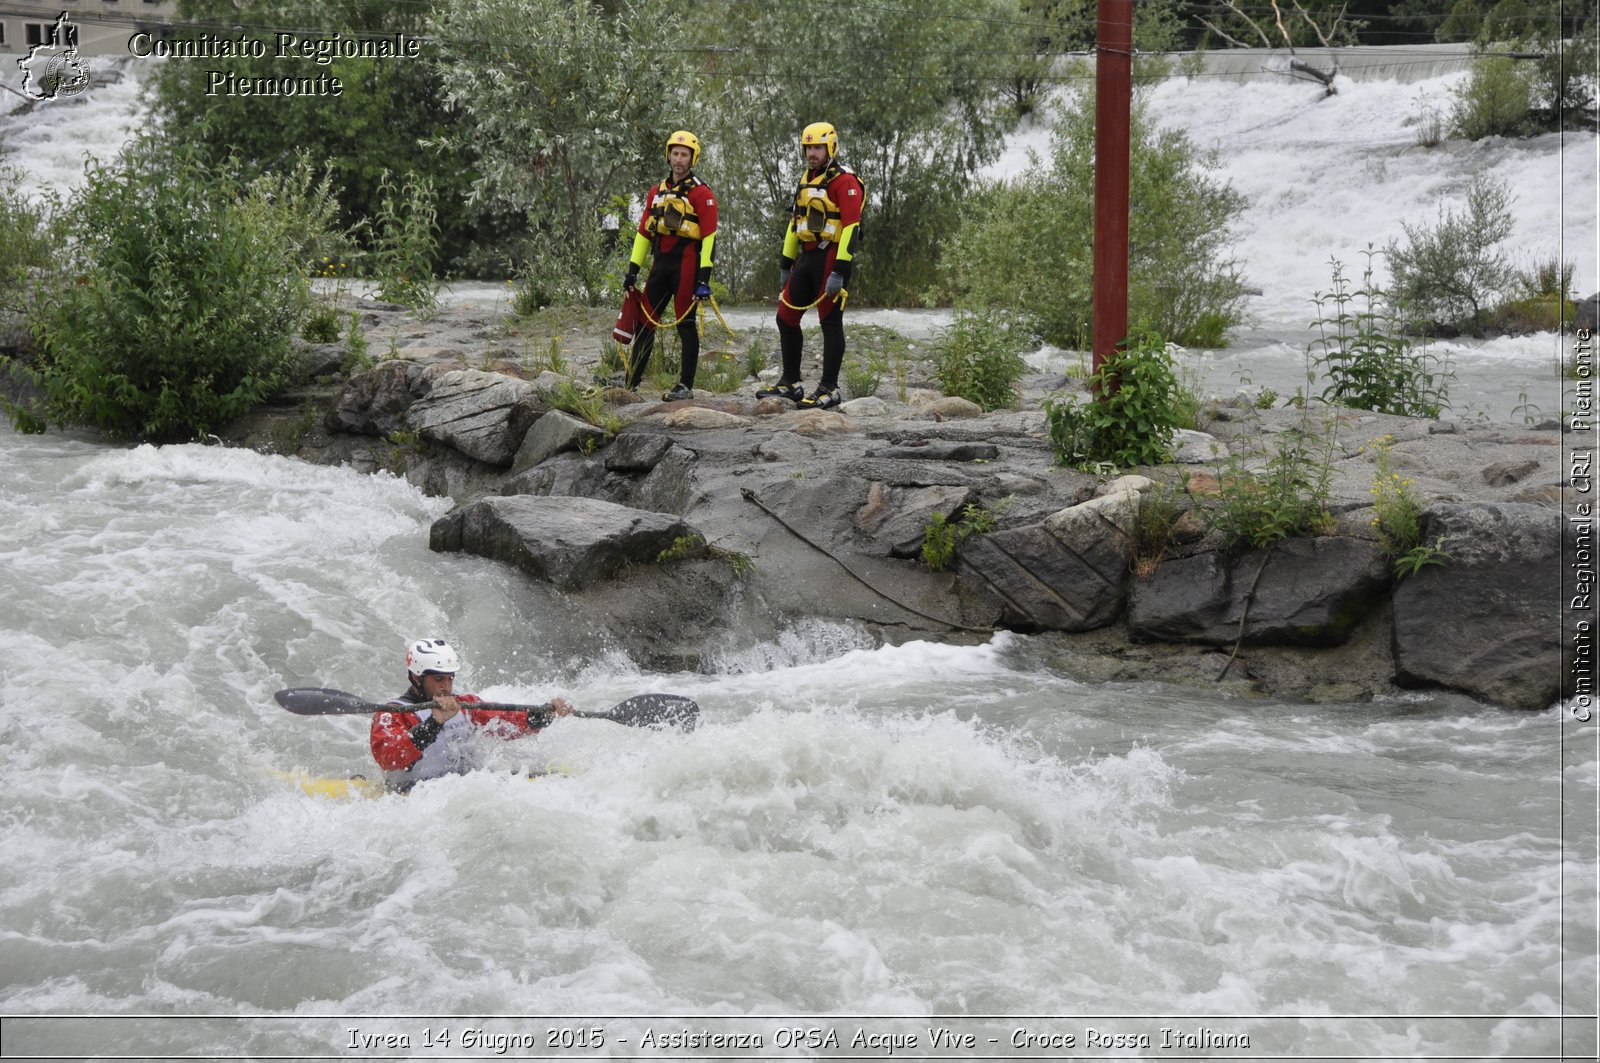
[
  {"xmin": 625, "ymin": 173, "xmax": 718, "ymax": 391},
  {"xmin": 775, "ymin": 160, "xmax": 864, "ymax": 392}
]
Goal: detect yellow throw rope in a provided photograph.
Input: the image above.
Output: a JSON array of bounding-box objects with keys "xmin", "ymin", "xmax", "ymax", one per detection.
[
  {"xmin": 614, "ymin": 294, "xmax": 741, "ymax": 383},
  {"xmin": 704, "ymin": 294, "xmax": 739, "ymax": 340},
  {"xmin": 777, "ymin": 286, "xmax": 848, "ymax": 312},
  {"xmin": 635, "ymin": 291, "xmax": 699, "ymax": 329}
]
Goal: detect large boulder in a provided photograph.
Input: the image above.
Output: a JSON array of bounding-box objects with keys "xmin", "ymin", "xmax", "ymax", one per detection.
[
  {"xmin": 957, "ymin": 490, "xmax": 1139, "ymax": 631},
  {"xmin": 405, "ymin": 369, "xmax": 546, "ymax": 467},
  {"xmin": 1129, "ymin": 537, "xmax": 1391, "ymax": 647},
  {"xmin": 1392, "ymin": 502, "xmax": 1566, "ymax": 710},
  {"xmin": 325, "ymin": 359, "xmax": 422, "ymax": 437},
  {"xmin": 429, "ymin": 496, "xmax": 701, "ymax": 590}
]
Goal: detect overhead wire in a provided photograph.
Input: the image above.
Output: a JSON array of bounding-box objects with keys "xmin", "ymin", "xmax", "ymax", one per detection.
[
  {"xmin": 4, "ymin": 0, "xmax": 1583, "ymax": 49},
  {"xmin": 3, "ymin": 0, "xmax": 1579, "ymax": 86}
]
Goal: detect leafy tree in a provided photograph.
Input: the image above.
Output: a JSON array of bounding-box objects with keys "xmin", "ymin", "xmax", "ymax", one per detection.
[
  {"xmin": 686, "ymin": 0, "xmax": 1019, "ymax": 304},
  {"xmin": 940, "ymin": 90, "xmax": 1247, "ymax": 349},
  {"xmin": 1447, "ymin": 52, "xmax": 1539, "ymax": 138},
  {"xmin": 934, "ymin": 310, "xmax": 1031, "ymax": 411},
  {"xmin": 426, "ymin": 0, "xmax": 689, "ymax": 305},
  {"xmin": 150, "ymin": 0, "xmax": 507, "ymax": 275}
]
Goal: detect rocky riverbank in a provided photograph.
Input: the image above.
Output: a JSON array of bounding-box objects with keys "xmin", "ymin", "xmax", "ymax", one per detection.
[{"xmin": 217, "ymin": 296, "xmax": 1584, "ymax": 712}]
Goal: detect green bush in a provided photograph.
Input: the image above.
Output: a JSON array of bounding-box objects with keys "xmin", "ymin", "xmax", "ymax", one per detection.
[
  {"xmin": 1204, "ymin": 416, "xmax": 1337, "ymax": 550},
  {"xmin": 369, "ymin": 170, "xmax": 440, "ymax": 314},
  {"xmin": 1309, "ymin": 254, "xmax": 1452, "ymax": 418},
  {"xmin": 941, "ymin": 92, "xmax": 1247, "ymax": 348},
  {"xmin": 1448, "ymin": 52, "xmax": 1538, "ymax": 140},
  {"xmin": 0, "ymin": 175, "xmax": 58, "ymax": 318},
  {"xmin": 843, "ymin": 353, "xmax": 885, "ymax": 399},
  {"xmin": 1488, "ymin": 256, "xmax": 1577, "ymax": 333},
  {"xmin": 1365, "ymin": 435, "xmax": 1451, "ymax": 577},
  {"xmin": 934, "ymin": 310, "xmax": 1030, "ymax": 411},
  {"xmin": 1386, "ymin": 176, "xmax": 1517, "ymax": 336},
  {"xmin": 17, "ymin": 140, "xmax": 335, "ymax": 441},
  {"xmin": 1044, "ymin": 332, "xmax": 1186, "ymax": 470}
]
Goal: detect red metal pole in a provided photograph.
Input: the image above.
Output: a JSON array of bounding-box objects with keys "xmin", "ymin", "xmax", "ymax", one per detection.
[{"xmin": 1092, "ymin": 0, "xmax": 1132, "ymax": 392}]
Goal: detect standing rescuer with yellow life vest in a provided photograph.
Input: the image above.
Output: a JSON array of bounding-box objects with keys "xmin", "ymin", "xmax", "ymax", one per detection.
[
  {"xmin": 757, "ymin": 121, "xmax": 864, "ymax": 410},
  {"xmin": 624, "ymin": 130, "xmax": 718, "ymax": 401}
]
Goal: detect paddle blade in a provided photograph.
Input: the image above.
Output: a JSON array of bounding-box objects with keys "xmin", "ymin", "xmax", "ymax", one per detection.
[
  {"xmin": 274, "ymin": 687, "xmax": 386, "ymax": 716},
  {"xmin": 600, "ymin": 693, "xmax": 700, "ymax": 731}
]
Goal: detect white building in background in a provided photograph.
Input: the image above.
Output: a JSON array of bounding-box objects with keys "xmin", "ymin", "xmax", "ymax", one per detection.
[{"xmin": 0, "ymin": 1, "xmax": 177, "ymax": 57}]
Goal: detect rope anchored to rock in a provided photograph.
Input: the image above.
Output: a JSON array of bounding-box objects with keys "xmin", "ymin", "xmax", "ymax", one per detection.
[{"xmin": 740, "ymin": 487, "xmax": 990, "ymax": 634}]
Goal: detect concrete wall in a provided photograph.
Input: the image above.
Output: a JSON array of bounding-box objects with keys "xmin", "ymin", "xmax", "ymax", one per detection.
[{"xmin": 1, "ymin": 1, "xmax": 176, "ymax": 59}]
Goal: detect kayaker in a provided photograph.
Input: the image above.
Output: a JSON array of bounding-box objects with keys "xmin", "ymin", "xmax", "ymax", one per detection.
[{"xmin": 369, "ymin": 638, "xmax": 572, "ymax": 791}]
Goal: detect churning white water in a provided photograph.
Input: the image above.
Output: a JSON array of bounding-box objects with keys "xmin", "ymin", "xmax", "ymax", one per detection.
[{"xmin": 0, "ymin": 424, "xmax": 1593, "ymax": 1058}]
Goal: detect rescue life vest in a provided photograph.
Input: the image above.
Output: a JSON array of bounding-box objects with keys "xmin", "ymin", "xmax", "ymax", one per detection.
[
  {"xmin": 790, "ymin": 163, "xmax": 850, "ymax": 247},
  {"xmin": 645, "ymin": 175, "xmax": 705, "ymax": 241}
]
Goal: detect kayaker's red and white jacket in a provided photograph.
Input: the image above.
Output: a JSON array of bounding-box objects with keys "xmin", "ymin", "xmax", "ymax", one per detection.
[{"xmin": 370, "ymin": 691, "xmax": 542, "ymax": 789}]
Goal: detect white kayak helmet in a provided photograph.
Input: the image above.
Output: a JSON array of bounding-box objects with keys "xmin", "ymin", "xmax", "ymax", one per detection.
[{"xmin": 405, "ymin": 638, "xmax": 460, "ymax": 678}]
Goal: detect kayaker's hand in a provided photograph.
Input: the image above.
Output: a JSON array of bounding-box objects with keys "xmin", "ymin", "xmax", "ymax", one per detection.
[
  {"xmin": 430, "ymin": 695, "xmax": 460, "ymax": 723},
  {"xmin": 549, "ymin": 697, "xmax": 574, "ymax": 717}
]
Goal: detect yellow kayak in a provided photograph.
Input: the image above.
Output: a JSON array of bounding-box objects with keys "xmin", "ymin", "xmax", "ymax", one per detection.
[
  {"xmin": 272, "ymin": 769, "xmax": 387, "ymax": 800},
  {"xmin": 271, "ymin": 767, "xmax": 569, "ymax": 799}
]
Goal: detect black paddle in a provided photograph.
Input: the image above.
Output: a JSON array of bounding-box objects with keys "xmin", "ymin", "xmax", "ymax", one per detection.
[{"xmin": 274, "ymin": 687, "xmax": 699, "ymax": 731}]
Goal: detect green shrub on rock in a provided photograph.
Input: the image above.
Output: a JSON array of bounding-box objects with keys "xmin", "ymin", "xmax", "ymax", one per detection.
[
  {"xmin": 1204, "ymin": 415, "xmax": 1337, "ymax": 551},
  {"xmin": 18, "ymin": 139, "xmax": 335, "ymax": 441},
  {"xmin": 934, "ymin": 310, "xmax": 1030, "ymax": 411},
  {"xmin": 1044, "ymin": 332, "xmax": 1186, "ymax": 470}
]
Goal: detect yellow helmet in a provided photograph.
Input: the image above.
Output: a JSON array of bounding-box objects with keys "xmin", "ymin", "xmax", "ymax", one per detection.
[
  {"xmin": 801, "ymin": 121, "xmax": 838, "ymax": 158},
  {"xmin": 665, "ymin": 129, "xmax": 700, "ymax": 167}
]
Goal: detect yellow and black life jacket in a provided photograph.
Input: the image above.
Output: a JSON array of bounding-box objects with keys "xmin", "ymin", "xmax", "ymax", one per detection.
[
  {"xmin": 790, "ymin": 162, "xmax": 847, "ymax": 247},
  {"xmin": 645, "ymin": 175, "xmax": 705, "ymax": 241}
]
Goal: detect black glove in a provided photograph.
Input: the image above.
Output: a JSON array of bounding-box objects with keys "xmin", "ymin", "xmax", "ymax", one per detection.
[
  {"xmin": 623, "ymin": 269, "xmax": 638, "ymax": 295},
  {"xmin": 826, "ymin": 273, "xmax": 845, "ymax": 297}
]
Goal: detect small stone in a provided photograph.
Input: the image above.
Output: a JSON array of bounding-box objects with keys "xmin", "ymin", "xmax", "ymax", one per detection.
[
  {"xmin": 1481, "ymin": 460, "xmax": 1541, "ymax": 487},
  {"xmin": 926, "ymin": 396, "xmax": 984, "ymax": 420}
]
